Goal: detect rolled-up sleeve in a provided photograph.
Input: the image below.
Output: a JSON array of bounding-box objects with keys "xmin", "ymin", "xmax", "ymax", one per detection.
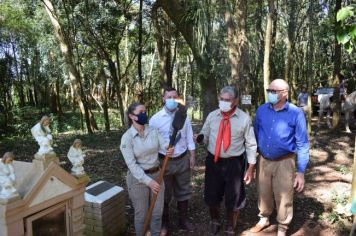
[
  {"xmin": 244, "ymin": 116, "xmax": 257, "ymax": 164},
  {"xmin": 120, "ymin": 133, "xmax": 152, "ymax": 185},
  {"xmin": 295, "ymin": 110, "xmax": 310, "ymax": 173}
]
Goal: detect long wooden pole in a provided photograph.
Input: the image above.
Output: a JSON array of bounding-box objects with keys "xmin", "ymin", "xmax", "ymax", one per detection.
[{"xmin": 142, "ymin": 148, "xmax": 172, "ymax": 236}]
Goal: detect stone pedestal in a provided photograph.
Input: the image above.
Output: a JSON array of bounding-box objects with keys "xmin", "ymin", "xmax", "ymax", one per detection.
[
  {"xmin": 84, "ymin": 181, "xmax": 126, "ymax": 236},
  {"xmin": 33, "ymin": 152, "xmax": 59, "ymax": 171}
]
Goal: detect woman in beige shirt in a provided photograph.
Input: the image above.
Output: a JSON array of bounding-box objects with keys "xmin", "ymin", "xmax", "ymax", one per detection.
[{"xmin": 120, "ymin": 102, "xmax": 173, "ymax": 236}]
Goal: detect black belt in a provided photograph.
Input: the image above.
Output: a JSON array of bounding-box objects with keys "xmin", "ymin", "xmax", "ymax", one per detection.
[
  {"xmin": 207, "ymin": 152, "xmax": 243, "ymax": 161},
  {"xmin": 262, "ymin": 153, "xmax": 295, "ymax": 161},
  {"xmin": 144, "ymin": 166, "xmax": 160, "ymax": 174},
  {"xmin": 159, "ymin": 150, "xmax": 187, "ymax": 160}
]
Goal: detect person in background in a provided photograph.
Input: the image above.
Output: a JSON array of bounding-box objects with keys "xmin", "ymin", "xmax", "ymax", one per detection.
[
  {"xmin": 120, "ymin": 102, "xmax": 174, "ymax": 236},
  {"xmin": 297, "ymin": 86, "xmax": 309, "ymax": 117},
  {"xmin": 195, "ymin": 85, "xmax": 257, "ymax": 235},
  {"xmin": 149, "ymin": 87, "xmax": 196, "ymax": 235},
  {"xmin": 250, "ymin": 79, "xmax": 309, "ymax": 236}
]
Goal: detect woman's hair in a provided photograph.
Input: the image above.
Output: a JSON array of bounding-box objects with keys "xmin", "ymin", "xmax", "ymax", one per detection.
[
  {"xmin": 125, "ymin": 102, "xmax": 143, "ymax": 127},
  {"xmin": 2, "ymin": 152, "xmax": 15, "ymax": 163},
  {"xmin": 40, "ymin": 115, "xmax": 50, "ymax": 125},
  {"xmin": 72, "ymin": 139, "xmax": 82, "ymax": 147}
]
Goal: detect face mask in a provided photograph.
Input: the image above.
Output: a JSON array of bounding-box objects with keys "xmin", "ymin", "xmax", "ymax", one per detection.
[
  {"xmin": 219, "ymin": 101, "xmax": 232, "ymax": 112},
  {"xmin": 133, "ymin": 112, "xmax": 148, "ymax": 125},
  {"xmin": 268, "ymin": 92, "xmax": 280, "ymax": 105},
  {"xmin": 165, "ymin": 98, "xmax": 178, "ymax": 111}
]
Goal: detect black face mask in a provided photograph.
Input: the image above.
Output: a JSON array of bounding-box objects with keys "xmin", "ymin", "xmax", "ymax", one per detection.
[{"xmin": 133, "ymin": 112, "xmax": 148, "ymax": 125}]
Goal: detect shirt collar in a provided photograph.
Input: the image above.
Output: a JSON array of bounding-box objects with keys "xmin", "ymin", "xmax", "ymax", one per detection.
[
  {"xmin": 129, "ymin": 124, "xmax": 150, "ymax": 138},
  {"xmin": 162, "ymin": 107, "xmax": 176, "ymax": 117},
  {"xmin": 268, "ymin": 101, "xmax": 290, "ymax": 111}
]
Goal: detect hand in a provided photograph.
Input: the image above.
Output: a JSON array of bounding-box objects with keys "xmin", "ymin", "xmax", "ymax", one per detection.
[
  {"xmin": 294, "ymin": 172, "xmax": 305, "ymax": 192},
  {"xmin": 243, "ymin": 164, "xmax": 255, "ymax": 185},
  {"xmin": 189, "ymin": 155, "xmax": 195, "ymax": 169},
  {"xmin": 148, "ymin": 180, "xmax": 161, "ymax": 194},
  {"xmin": 166, "ymin": 147, "xmax": 174, "ymax": 157},
  {"xmin": 175, "ymin": 98, "xmax": 185, "ymax": 106}
]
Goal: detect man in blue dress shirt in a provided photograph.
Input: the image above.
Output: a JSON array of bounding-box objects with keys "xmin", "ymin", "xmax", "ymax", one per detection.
[{"xmin": 249, "ymin": 79, "xmax": 310, "ymax": 236}]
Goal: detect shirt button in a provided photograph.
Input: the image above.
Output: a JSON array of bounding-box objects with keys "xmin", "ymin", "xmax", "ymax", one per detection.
[
  {"xmin": 267, "ymin": 145, "xmax": 269, "ymax": 147},
  {"xmin": 272, "ymin": 120, "xmax": 275, "ymax": 122},
  {"xmin": 268, "ymin": 137, "xmax": 271, "ymax": 139}
]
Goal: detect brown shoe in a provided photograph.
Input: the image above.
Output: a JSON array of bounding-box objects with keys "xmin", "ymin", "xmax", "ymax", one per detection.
[
  {"xmin": 249, "ymin": 219, "xmax": 270, "ymax": 233},
  {"xmin": 177, "ymin": 200, "xmax": 193, "ymax": 232},
  {"xmin": 211, "ymin": 221, "xmax": 222, "ymax": 235},
  {"xmin": 160, "ymin": 203, "xmax": 169, "ymax": 236}
]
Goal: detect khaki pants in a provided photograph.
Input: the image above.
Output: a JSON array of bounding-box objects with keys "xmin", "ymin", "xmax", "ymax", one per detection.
[
  {"xmin": 257, "ymin": 155, "xmax": 295, "ymax": 232},
  {"xmin": 159, "ymin": 154, "xmax": 192, "ymax": 202},
  {"xmin": 127, "ymin": 171, "xmax": 165, "ymax": 236}
]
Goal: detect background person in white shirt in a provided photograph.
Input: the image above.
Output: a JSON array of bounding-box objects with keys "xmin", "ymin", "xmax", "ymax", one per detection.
[{"xmin": 149, "ymin": 87, "xmax": 196, "ymax": 235}]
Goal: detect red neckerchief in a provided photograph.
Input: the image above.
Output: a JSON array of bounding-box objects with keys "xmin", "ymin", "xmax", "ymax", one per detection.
[{"xmin": 214, "ymin": 106, "xmax": 237, "ymax": 162}]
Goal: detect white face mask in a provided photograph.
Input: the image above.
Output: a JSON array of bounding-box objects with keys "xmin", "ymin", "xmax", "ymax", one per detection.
[{"xmin": 219, "ymin": 100, "xmax": 232, "ymax": 112}]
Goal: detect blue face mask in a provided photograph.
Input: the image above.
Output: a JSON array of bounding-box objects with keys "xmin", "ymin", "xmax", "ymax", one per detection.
[
  {"xmin": 165, "ymin": 98, "xmax": 178, "ymax": 111},
  {"xmin": 268, "ymin": 92, "xmax": 280, "ymax": 105},
  {"xmin": 133, "ymin": 112, "xmax": 148, "ymax": 125}
]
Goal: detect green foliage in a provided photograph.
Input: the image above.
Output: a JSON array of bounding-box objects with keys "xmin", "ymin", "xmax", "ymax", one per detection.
[{"xmin": 336, "ymin": 5, "xmax": 355, "ymax": 53}]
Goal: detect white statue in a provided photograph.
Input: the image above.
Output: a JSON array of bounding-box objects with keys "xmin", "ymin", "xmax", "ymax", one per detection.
[
  {"xmin": 0, "ymin": 152, "xmax": 18, "ymax": 199},
  {"xmin": 31, "ymin": 116, "xmax": 54, "ymax": 156},
  {"xmin": 67, "ymin": 139, "xmax": 86, "ymax": 176}
]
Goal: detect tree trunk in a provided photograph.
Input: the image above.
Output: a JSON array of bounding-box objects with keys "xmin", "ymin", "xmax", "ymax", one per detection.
[
  {"xmin": 137, "ymin": 0, "xmax": 144, "ymax": 102},
  {"xmin": 254, "ymin": 0, "xmax": 264, "ymax": 105},
  {"xmin": 263, "ymin": 0, "xmax": 275, "ymax": 101},
  {"xmin": 152, "ymin": 3, "xmax": 173, "ymax": 88},
  {"xmin": 307, "ymin": 0, "xmax": 314, "ymax": 134},
  {"xmin": 284, "ymin": 0, "xmax": 296, "ymax": 85},
  {"xmin": 160, "ymin": 0, "xmax": 217, "ymax": 120},
  {"xmin": 42, "ymin": 0, "xmax": 93, "ymax": 133},
  {"xmin": 224, "ymin": 0, "xmax": 250, "ymax": 104},
  {"xmin": 332, "ymin": 0, "xmax": 342, "ymax": 129},
  {"xmin": 100, "ymin": 68, "xmax": 110, "ymax": 131}
]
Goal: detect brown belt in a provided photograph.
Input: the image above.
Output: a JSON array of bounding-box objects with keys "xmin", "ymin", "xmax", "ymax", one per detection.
[
  {"xmin": 144, "ymin": 166, "xmax": 160, "ymax": 174},
  {"xmin": 262, "ymin": 153, "xmax": 295, "ymax": 161}
]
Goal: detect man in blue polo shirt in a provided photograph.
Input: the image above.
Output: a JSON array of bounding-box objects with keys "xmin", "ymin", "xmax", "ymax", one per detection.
[{"xmin": 249, "ymin": 79, "xmax": 309, "ymax": 236}]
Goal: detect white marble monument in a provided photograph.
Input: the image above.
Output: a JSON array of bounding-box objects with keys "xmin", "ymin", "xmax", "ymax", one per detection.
[
  {"xmin": 31, "ymin": 116, "xmax": 54, "ymax": 157},
  {"xmin": 67, "ymin": 139, "xmax": 86, "ymax": 177},
  {"xmin": 0, "ymin": 152, "xmax": 19, "ymax": 200}
]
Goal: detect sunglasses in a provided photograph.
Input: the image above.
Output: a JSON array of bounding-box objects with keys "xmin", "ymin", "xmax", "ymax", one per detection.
[{"xmin": 266, "ymin": 89, "xmax": 286, "ymax": 94}]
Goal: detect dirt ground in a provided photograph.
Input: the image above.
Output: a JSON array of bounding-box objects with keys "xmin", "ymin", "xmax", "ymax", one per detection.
[{"xmin": 0, "ymin": 117, "xmax": 355, "ymax": 236}]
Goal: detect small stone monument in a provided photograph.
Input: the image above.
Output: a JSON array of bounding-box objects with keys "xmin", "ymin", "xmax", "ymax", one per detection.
[
  {"xmin": 31, "ymin": 116, "xmax": 59, "ymax": 170},
  {"xmin": 67, "ymin": 139, "xmax": 86, "ymax": 177},
  {"xmin": 0, "ymin": 152, "xmax": 20, "ymax": 203},
  {"xmin": 84, "ymin": 181, "xmax": 127, "ymax": 236}
]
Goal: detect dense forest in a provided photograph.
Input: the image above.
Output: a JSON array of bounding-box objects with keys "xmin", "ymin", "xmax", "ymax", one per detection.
[{"xmin": 0, "ymin": 0, "xmax": 355, "ymax": 135}]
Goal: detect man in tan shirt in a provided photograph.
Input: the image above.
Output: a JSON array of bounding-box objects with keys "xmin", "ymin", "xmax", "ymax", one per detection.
[{"xmin": 196, "ymin": 86, "xmax": 257, "ymax": 235}]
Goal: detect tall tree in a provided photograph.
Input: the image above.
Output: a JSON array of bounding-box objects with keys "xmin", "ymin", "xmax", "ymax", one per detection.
[
  {"xmin": 42, "ymin": 0, "xmax": 95, "ymax": 133},
  {"xmin": 158, "ymin": 0, "xmax": 218, "ymax": 119},
  {"xmin": 263, "ymin": 0, "xmax": 275, "ymax": 101},
  {"xmin": 137, "ymin": 0, "xmax": 144, "ymax": 102},
  {"xmin": 224, "ymin": 0, "xmax": 250, "ymax": 96},
  {"xmin": 331, "ymin": 0, "xmax": 342, "ymax": 129},
  {"xmin": 152, "ymin": 3, "xmax": 173, "ymax": 88}
]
